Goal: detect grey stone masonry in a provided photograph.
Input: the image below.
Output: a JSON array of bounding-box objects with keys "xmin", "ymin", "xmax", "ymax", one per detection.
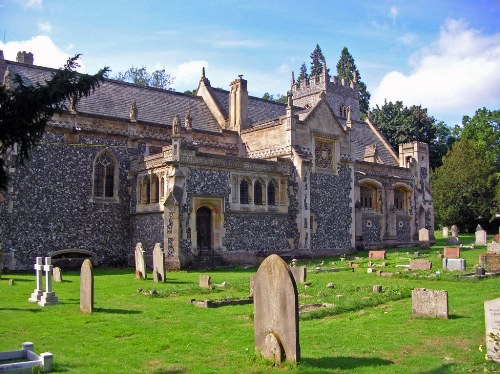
[
  {"xmin": 412, "ymin": 288, "xmax": 448, "ymax": 319},
  {"xmin": 484, "ymin": 298, "xmax": 500, "ymax": 362},
  {"xmin": 80, "ymin": 259, "xmax": 94, "ymax": 314},
  {"xmin": 254, "ymin": 254, "xmax": 300, "ymax": 364}
]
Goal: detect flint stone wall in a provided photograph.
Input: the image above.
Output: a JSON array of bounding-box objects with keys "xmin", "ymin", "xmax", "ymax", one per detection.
[
  {"xmin": 0, "ymin": 133, "xmax": 136, "ymax": 269},
  {"xmin": 131, "ymin": 212, "xmax": 164, "ymax": 263},
  {"xmin": 396, "ymin": 216, "xmax": 411, "ymax": 243}
]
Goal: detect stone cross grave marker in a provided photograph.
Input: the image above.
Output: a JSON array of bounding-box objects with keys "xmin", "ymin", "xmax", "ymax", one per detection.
[
  {"xmin": 484, "ymin": 297, "xmax": 500, "ymax": 362},
  {"xmin": 442, "ymin": 226, "xmax": 449, "ymax": 238},
  {"xmin": 28, "ymin": 257, "xmax": 44, "ymax": 303},
  {"xmin": 442, "ymin": 258, "xmax": 466, "ymax": 271},
  {"xmin": 451, "ymin": 225, "xmax": 459, "ymax": 237},
  {"xmin": 289, "ymin": 266, "xmax": 307, "ymax": 284},
  {"xmin": 152, "ymin": 243, "xmax": 165, "ymax": 283},
  {"xmin": 80, "ymin": 259, "xmax": 94, "ymax": 314},
  {"xmin": 39, "ymin": 257, "xmax": 59, "ymax": 306},
  {"xmin": 418, "ymin": 228, "xmax": 430, "ymax": 248},
  {"xmin": 254, "ymin": 254, "xmax": 300, "ymax": 364},
  {"xmin": 199, "ymin": 274, "xmax": 212, "ymax": 289},
  {"xmin": 52, "ymin": 267, "xmax": 63, "ymax": 283},
  {"xmin": 410, "ymin": 260, "xmax": 432, "ymax": 270},
  {"xmin": 443, "ymin": 247, "xmax": 460, "ymax": 259},
  {"xmin": 369, "ymin": 250, "xmax": 386, "ymax": 260},
  {"xmin": 134, "ymin": 243, "xmax": 146, "ymax": 279},
  {"xmin": 476, "ymin": 228, "xmax": 487, "ymax": 246},
  {"xmin": 412, "ymin": 288, "xmax": 448, "ymax": 319}
]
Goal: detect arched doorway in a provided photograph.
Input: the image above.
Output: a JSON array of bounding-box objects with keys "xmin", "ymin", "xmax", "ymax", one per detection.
[{"xmin": 196, "ymin": 207, "xmax": 212, "ymax": 251}]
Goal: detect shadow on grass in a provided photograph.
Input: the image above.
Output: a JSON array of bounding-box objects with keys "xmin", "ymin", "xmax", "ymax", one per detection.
[
  {"xmin": 0, "ymin": 307, "xmax": 42, "ymax": 313},
  {"xmin": 94, "ymin": 307, "xmax": 141, "ymax": 315},
  {"xmin": 448, "ymin": 314, "xmax": 468, "ymax": 319},
  {"xmin": 164, "ymin": 279, "xmax": 193, "ymax": 285},
  {"xmin": 301, "ymin": 356, "xmax": 393, "ymax": 370}
]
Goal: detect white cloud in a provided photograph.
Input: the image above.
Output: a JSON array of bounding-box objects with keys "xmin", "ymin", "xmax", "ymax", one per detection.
[
  {"xmin": 0, "ymin": 35, "xmax": 82, "ymax": 71},
  {"xmin": 278, "ymin": 64, "xmax": 290, "ymax": 74},
  {"xmin": 171, "ymin": 60, "xmax": 208, "ymax": 91},
  {"xmin": 389, "ymin": 6, "xmax": 398, "ymax": 21},
  {"xmin": 23, "ymin": 0, "xmax": 42, "ymax": 9},
  {"xmin": 373, "ymin": 19, "xmax": 500, "ymax": 125},
  {"xmin": 399, "ymin": 33, "xmax": 417, "ymax": 46},
  {"xmin": 38, "ymin": 21, "xmax": 52, "ymax": 33}
]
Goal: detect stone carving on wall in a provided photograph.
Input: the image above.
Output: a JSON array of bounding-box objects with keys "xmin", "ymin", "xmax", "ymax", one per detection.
[{"xmin": 315, "ymin": 140, "xmax": 334, "ymax": 170}]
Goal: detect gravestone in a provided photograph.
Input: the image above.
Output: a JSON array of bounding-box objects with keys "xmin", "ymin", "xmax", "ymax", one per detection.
[
  {"xmin": 52, "ymin": 267, "xmax": 63, "ymax": 283},
  {"xmin": 443, "ymin": 247, "xmax": 460, "ymax": 259},
  {"xmin": 487, "ymin": 243, "xmax": 500, "ymax": 254},
  {"xmin": 451, "ymin": 225, "xmax": 459, "ymax": 237},
  {"xmin": 289, "ymin": 266, "xmax": 307, "ymax": 284},
  {"xmin": 199, "ymin": 274, "xmax": 212, "ymax": 289},
  {"xmin": 80, "ymin": 259, "xmax": 94, "ymax": 314},
  {"xmin": 28, "ymin": 257, "xmax": 44, "ymax": 302},
  {"xmin": 249, "ymin": 274, "xmax": 255, "ymax": 297},
  {"xmin": 418, "ymin": 228, "xmax": 430, "ymax": 248},
  {"xmin": 412, "ymin": 288, "xmax": 448, "ymax": 319},
  {"xmin": 484, "ymin": 298, "xmax": 500, "ymax": 362},
  {"xmin": 373, "ymin": 285, "xmax": 383, "ymax": 293},
  {"xmin": 254, "ymin": 254, "xmax": 299, "ymax": 364},
  {"xmin": 38, "ymin": 257, "xmax": 59, "ymax": 306},
  {"xmin": 475, "ymin": 266, "xmax": 486, "ymax": 276},
  {"xmin": 442, "ymin": 227, "xmax": 449, "ymax": 238},
  {"xmin": 475, "ymin": 228, "xmax": 487, "ymax": 246},
  {"xmin": 368, "ymin": 251, "xmax": 386, "ymax": 260},
  {"xmin": 134, "ymin": 243, "xmax": 146, "ymax": 279},
  {"xmin": 152, "ymin": 243, "xmax": 165, "ymax": 283},
  {"xmin": 442, "ymin": 258, "xmax": 466, "ymax": 271},
  {"xmin": 447, "ymin": 237, "xmax": 460, "ymax": 245},
  {"xmin": 410, "ymin": 260, "xmax": 432, "ymax": 270},
  {"xmin": 479, "ymin": 254, "xmax": 500, "ymax": 272},
  {"xmin": 494, "ymin": 234, "xmax": 500, "ymax": 243}
]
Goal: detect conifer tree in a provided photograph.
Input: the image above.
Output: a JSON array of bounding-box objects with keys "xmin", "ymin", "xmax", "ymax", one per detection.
[
  {"xmin": 310, "ymin": 44, "xmax": 326, "ymax": 79},
  {"xmin": 297, "ymin": 62, "xmax": 308, "ymax": 84}
]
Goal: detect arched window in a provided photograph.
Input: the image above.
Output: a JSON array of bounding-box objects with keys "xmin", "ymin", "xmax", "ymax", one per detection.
[
  {"xmin": 394, "ymin": 187, "xmax": 410, "ymax": 212},
  {"xmin": 150, "ymin": 174, "xmax": 159, "ymax": 203},
  {"xmin": 267, "ymin": 180, "xmax": 277, "ymax": 206},
  {"xmin": 254, "ymin": 181, "xmax": 263, "ymax": 205},
  {"xmin": 240, "ymin": 179, "xmax": 249, "ymax": 204},
  {"xmin": 93, "ymin": 151, "xmax": 117, "ymax": 200},
  {"xmin": 360, "ymin": 184, "xmax": 380, "ymax": 212}
]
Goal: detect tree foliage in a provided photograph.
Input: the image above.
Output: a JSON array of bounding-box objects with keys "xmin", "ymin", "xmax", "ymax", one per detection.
[
  {"xmin": 297, "ymin": 62, "xmax": 308, "ymax": 84},
  {"xmin": 0, "ymin": 55, "xmax": 109, "ymax": 191},
  {"xmin": 262, "ymin": 92, "xmax": 287, "ymax": 103},
  {"xmin": 431, "ymin": 139, "xmax": 498, "ymax": 232},
  {"xmin": 114, "ymin": 66, "xmax": 174, "ymax": 90},
  {"xmin": 310, "ymin": 44, "xmax": 327, "ymax": 79},
  {"xmin": 371, "ymin": 100, "xmax": 455, "ymax": 169},
  {"xmin": 336, "ymin": 47, "xmax": 371, "ymax": 115}
]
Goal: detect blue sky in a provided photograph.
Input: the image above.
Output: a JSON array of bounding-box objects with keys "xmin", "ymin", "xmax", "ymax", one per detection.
[{"xmin": 1, "ymin": 0, "xmax": 499, "ymax": 126}]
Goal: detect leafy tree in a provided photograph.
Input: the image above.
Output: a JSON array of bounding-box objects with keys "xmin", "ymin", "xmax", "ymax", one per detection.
[
  {"xmin": 371, "ymin": 100, "xmax": 454, "ymax": 169},
  {"xmin": 431, "ymin": 139, "xmax": 498, "ymax": 232},
  {"xmin": 336, "ymin": 47, "xmax": 371, "ymax": 115},
  {"xmin": 310, "ymin": 44, "xmax": 327, "ymax": 79},
  {"xmin": 114, "ymin": 66, "xmax": 174, "ymax": 90},
  {"xmin": 0, "ymin": 55, "xmax": 108, "ymax": 191},
  {"xmin": 261, "ymin": 93, "xmax": 287, "ymax": 103},
  {"xmin": 297, "ymin": 62, "xmax": 308, "ymax": 84},
  {"xmin": 183, "ymin": 89, "xmax": 197, "ymax": 96}
]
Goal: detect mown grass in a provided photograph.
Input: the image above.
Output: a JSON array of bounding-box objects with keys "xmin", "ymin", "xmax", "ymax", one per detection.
[{"xmin": 0, "ymin": 233, "xmax": 499, "ymax": 373}]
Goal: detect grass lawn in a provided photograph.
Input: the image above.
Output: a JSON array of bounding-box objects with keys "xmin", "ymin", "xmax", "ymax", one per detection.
[{"xmin": 1, "ymin": 234, "xmax": 499, "ymax": 373}]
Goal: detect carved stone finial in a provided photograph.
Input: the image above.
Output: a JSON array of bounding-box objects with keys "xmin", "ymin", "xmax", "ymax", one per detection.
[
  {"xmin": 291, "ymin": 71, "xmax": 295, "ymax": 86},
  {"xmin": 202, "ymin": 67, "xmax": 206, "ymax": 79},
  {"xmin": 287, "ymin": 91, "xmax": 293, "ymax": 108},
  {"xmin": 184, "ymin": 111, "xmax": 192, "ymax": 130},
  {"xmin": 3, "ymin": 67, "xmax": 12, "ymax": 89},
  {"xmin": 172, "ymin": 114, "xmax": 181, "ymax": 137},
  {"xmin": 130, "ymin": 100, "xmax": 138, "ymax": 122},
  {"xmin": 346, "ymin": 106, "xmax": 352, "ymax": 127}
]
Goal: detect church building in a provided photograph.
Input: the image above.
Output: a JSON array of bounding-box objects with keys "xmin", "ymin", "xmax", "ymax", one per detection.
[{"xmin": 0, "ymin": 50, "xmax": 434, "ymax": 269}]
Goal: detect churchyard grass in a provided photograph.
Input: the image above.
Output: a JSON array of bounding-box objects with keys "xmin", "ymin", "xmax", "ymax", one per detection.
[{"xmin": 0, "ymin": 234, "xmax": 499, "ymax": 373}]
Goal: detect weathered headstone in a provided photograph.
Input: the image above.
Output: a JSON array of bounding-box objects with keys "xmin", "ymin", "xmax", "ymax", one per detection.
[
  {"xmin": 443, "ymin": 247, "xmax": 460, "ymax": 259},
  {"xmin": 152, "ymin": 243, "xmax": 165, "ymax": 283},
  {"xmin": 134, "ymin": 243, "xmax": 146, "ymax": 279},
  {"xmin": 410, "ymin": 260, "xmax": 432, "ymax": 270},
  {"xmin": 249, "ymin": 274, "xmax": 255, "ymax": 297},
  {"xmin": 442, "ymin": 226, "xmax": 449, "ymax": 238},
  {"xmin": 479, "ymin": 254, "xmax": 500, "ymax": 272},
  {"xmin": 475, "ymin": 267, "xmax": 486, "ymax": 276},
  {"xmin": 289, "ymin": 266, "xmax": 307, "ymax": 284},
  {"xmin": 367, "ymin": 268, "xmax": 374, "ymax": 274},
  {"xmin": 80, "ymin": 259, "xmax": 94, "ymax": 314},
  {"xmin": 484, "ymin": 298, "xmax": 500, "ymax": 362},
  {"xmin": 487, "ymin": 242, "xmax": 500, "ymax": 254},
  {"xmin": 199, "ymin": 274, "xmax": 212, "ymax": 289},
  {"xmin": 28, "ymin": 257, "xmax": 44, "ymax": 302},
  {"xmin": 418, "ymin": 228, "xmax": 430, "ymax": 248},
  {"xmin": 412, "ymin": 288, "xmax": 448, "ymax": 319},
  {"xmin": 368, "ymin": 251, "xmax": 386, "ymax": 260},
  {"xmin": 451, "ymin": 225, "xmax": 459, "ymax": 237},
  {"xmin": 494, "ymin": 234, "xmax": 500, "ymax": 243},
  {"xmin": 254, "ymin": 254, "xmax": 299, "ymax": 364},
  {"xmin": 39, "ymin": 257, "xmax": 59, "ymax": 306},
  {"xmin": 52, "ymin": 267, "xmax": 63, "ymax": 283},
  {"xmin": 442, "ymin": 258, "xmax": 466, "ymax": 271},
  {"xmin": 447, "ymin": 237, "xmax": 460, "ymax": 245},
  {"xmin": 475, "ymin": 228, "xmax": 487, "ymax": 246},
  {"xmin": 373, "ymin": 285, "xmax": 383, "ymax": 293}
]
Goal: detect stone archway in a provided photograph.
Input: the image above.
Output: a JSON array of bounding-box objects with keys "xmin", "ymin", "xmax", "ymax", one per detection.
[{"xmin": 196, "ymin": 207, "xmax": 212, "ymax": 252}]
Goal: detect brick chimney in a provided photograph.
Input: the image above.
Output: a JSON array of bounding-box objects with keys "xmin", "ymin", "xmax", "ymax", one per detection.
[
  {"xmin": 229, "ymin": 75, "xmax": 248, "ymax": 132},
  {"xmin": 16, "ymin": 51, "xmax": 34, "ymax": 65}
]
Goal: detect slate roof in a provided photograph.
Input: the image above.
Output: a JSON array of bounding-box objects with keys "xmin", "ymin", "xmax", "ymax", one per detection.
[
  {"xmin": 352, "ymin": 120, "xmax": 398, "ymax": 166},
  {"xmin": 5, "ymin": 61, "xmax": 222, "ymax": 133}
]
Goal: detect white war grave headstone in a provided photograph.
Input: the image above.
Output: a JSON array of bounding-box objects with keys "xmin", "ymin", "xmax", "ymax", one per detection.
[{"xmin": 484, "ymin": 298, "xmax": 500, "ymax": 362}]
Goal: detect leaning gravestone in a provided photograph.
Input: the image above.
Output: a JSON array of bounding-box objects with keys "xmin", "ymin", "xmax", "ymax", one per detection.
[
  {"xmin": 80, "ymin": 259, "xmax": 94, "ymax": 314},
  {"xmin": 254, "ymin": 254, "xmax": 300, "ymax": 364},
  {"xmin": 289, "ymin": 266, "xmax": 307, "ymax": 284},
  {"xmin": 475, "ymin": 227, "xmax": 487, "ymax": 246},
  {"xmin": 451, "ymin": 225, "xmax": 459, "ymax": 237},
  {"xmin": 134, "ymin": 243, "xmax": 146, "ymax": 279},
  {"xmin": 484, "ymin": 298, "xmax": 500, "ymax": 362},
  {"xmin": 418, "ymin": 228, "xmax": 430, "ymax": 248},
  {"xmin": 412, "ymin": 288, "xmax": 448, "ymax": 319},
  {"xmin": 442, "ymin": 227, "xmax": 449, "ymax": 238},
  {"xmin": 152, "ymin": 243, "xmax": 165, "ymax": 283},
  {"xmin": 199, "ymin": 274, "xmax": 212, "ymax": 289},
  {"xmin": 52, "ymin": 267, "xmax": 63, "ymax": 283}
]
